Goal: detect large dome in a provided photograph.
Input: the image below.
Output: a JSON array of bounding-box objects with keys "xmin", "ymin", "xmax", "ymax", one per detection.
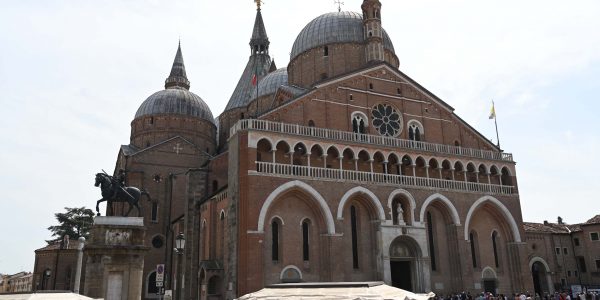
[
  {"xmin": 135, "ymin": 87, "xmax": 215, "ymax": 124},
  {"xmin": 255, "ymin": 68, "xmax": 288, "ymax": 99},
  {"xmin": 290, "ymin": 11, "xmax": 395, "ymax": 60}
]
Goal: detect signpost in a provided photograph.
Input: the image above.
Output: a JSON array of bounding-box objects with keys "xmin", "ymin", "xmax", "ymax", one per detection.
[{"xmin": 156, "ymin": 264, "xmax": 165, "ymax": 299}]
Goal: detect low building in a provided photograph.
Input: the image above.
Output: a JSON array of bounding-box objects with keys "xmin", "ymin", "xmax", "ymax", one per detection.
[
  {"xmin": 32, "ymin": 239, "xmax": 85, "ymax": 292},
  {"xmin": 524, "ymin": 215, "xmax": 600, "ymax": 295},
  {"xmin": 0, "ymin": 272, "xmax": 33, "ymax": 293}
]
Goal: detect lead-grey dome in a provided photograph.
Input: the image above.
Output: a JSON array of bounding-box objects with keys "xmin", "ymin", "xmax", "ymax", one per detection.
[
  {"xmin": 135, "ymin": 87, "xmax": 215, "ymax": 124},
  {"xmin": 255, "ymin": 68, "xmax": 288, "ymax": 100},
  {"xmin": 290, "ymin": 11, "xmax": 395, "ymax": 60}
]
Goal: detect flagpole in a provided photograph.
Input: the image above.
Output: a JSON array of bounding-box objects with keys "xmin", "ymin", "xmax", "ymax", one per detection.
[{"xmin": 493, "ymin": 100, "xmax": 501, "ymax": 149}]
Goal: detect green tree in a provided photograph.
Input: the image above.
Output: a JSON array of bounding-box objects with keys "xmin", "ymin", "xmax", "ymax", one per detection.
[{"xmin": 46, "ymin": 207, "xmax": 95, "ymax": 244}]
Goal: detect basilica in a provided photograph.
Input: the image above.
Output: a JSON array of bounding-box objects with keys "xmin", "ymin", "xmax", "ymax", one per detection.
[{"xmin": 72, "ymin": 0, "xmax": 599, "ymax": 299}]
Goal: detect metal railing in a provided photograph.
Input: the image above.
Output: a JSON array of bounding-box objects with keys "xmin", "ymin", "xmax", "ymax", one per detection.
[
  {"xmin": 255, "ymin": 161, "xmax": 514, "ymax": 195},
  {"xmin": 231, "ymin": 119, "xmax": 513, "ymax": 162}
]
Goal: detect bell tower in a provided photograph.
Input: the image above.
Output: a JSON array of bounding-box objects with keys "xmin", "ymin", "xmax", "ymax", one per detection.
[{"xmin": 362, "ymin": 0, "xmax": 384, "ymax": 62}]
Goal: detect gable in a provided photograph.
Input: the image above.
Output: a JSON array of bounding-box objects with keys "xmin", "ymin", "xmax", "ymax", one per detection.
[{"xmin": 259, "ymin": 63, "xmax": 498, "ymax": 151}]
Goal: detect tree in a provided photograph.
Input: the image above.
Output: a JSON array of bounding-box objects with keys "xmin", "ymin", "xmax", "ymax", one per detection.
[{"xmin": 46, "ymin": 207, "xmax": 95, "ymax": 244}]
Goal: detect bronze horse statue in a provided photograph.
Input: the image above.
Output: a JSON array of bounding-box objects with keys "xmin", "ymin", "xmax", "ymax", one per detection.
[{"xmin": 94, "ymin": 173, "xmax": 151, "ymax": 217}]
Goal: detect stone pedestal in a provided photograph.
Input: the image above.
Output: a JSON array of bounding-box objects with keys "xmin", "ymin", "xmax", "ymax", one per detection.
[{"xmin": 83, "ymin": 216, "xmax": 149, "ymax": 300}]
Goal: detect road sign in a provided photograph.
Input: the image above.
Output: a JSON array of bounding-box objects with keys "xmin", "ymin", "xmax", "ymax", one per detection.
[
  {"xmin": 156, "ymin": 264, "xmax": 165, "ymax": 282},
  {"xmin": 156, "ymin": 287, "xmax": 165, "ymax": 295}
]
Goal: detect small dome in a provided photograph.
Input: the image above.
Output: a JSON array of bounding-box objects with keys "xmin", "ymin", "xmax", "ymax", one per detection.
[
  {"xmin": 255, "ymin": 68, "xmax": 288, "ymax": 99},
  {"xmin": 135, "ymin": 87, "xmax": 215, "ymax": 124},
  {"xmin": 290, "ymin": 11, "xmax": 395, "ymax": 60}
]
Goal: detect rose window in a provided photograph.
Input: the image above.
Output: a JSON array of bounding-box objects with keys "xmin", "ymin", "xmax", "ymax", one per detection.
[{"xmin": 372, "ymin": 104, "xmax": 402, "ymax": 137}]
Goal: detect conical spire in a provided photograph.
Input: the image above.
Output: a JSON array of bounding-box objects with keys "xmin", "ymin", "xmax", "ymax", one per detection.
[
  {"xmin": 249, "ymin": 7, "xmax": 270, "ymax": 55},
  {"xmin": 165, "ymin": 41, "xmax": 190, "ymax": 90}
]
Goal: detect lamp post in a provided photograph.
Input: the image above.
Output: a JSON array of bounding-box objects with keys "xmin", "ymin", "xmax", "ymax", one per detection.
[{"xmin": 175, "ymin": 233, "xmax": 185, "ymax": 300}]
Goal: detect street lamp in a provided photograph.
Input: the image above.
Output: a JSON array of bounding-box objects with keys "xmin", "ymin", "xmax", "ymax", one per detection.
[{"xmin": 175, "ymin": 233, "xmax": 185, "ymax": 300}]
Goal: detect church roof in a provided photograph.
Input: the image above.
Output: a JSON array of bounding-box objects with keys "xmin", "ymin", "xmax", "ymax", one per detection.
[
  {"xmin": 224, "ymin": 8, "xmax": 273, "ymax": 112},
  {"xmin": 134, "ymin": 43, "xmax": 214, "ymax": 123},
  {"xmin": 255, "ymin": 68, "xmax": 288, "ymax": 100},
  {"xmin": 290, "ymin": 11, "xmax": 395, "ymax": 60}
]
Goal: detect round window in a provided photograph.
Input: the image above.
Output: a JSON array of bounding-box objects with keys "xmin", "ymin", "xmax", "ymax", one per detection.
[
  {"xmin": 372, "ymin": 104, "xmax": 402, "ymax": 137},
  {"xmin": 152, "ymin": 236, "xmax": 164, "ymax": 249}
]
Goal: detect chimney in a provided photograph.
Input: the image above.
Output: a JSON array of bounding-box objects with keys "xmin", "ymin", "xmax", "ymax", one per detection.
[{"xmin": 557, "ymin": 216, "xmax": 563, "ymax": 225}]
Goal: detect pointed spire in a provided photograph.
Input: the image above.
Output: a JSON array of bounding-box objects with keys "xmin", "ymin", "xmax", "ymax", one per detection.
[
  {"xmin": 165, "ymin": 41, "xmax": 190, "ymax": 90},
  {"xmin": 249, "ymin": 5, "xmax": 270, "ymax": 55}
]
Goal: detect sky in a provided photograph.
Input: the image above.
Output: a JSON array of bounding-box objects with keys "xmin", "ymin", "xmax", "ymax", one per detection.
[{"xmin": 0, "ymin": 0, "xmax": 599, "ymax": 274}]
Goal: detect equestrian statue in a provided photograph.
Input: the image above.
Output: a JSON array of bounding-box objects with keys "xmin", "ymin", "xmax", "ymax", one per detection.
[{"xmin": 94, "ymin": 169, "xmax": 151, "ymax": 217}]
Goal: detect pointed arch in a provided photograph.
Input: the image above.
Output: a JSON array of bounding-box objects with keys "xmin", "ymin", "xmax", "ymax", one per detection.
[
  {"xmin": 256, "ymin": 180, "xmax": 335, "ymax": 234},
  {"xmin": 337, "ymin": 186, "xmax": 385, "ymax": 221},
  {"xmin": 464, "ymin": 195, "xmax": 521, "ymax": 242},
  {"xmin": 419, "ymin": 193, "xmax": 461, "ymax": 225},
  {"xmin": 387, "ymin": 189, "xmax": 416, "ymax": 224}
]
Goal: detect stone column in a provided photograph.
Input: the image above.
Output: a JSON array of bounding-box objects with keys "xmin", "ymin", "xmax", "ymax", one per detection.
[{"xmin": 74, "ymin": 236, "xmax": 85, "ymax": 294}]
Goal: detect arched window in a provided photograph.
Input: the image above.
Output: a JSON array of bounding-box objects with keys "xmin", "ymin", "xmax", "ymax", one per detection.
[
  {"xmin": 351, "ymin": 206, "xmax": 359, "ymax": 269},
  {"xmin": 324, "ymin": 46, "xmax": 329, "ymax": 57},
  {"xmin": 308, "ymin": 120, "xmax": 315, "ymax": 127},
  {"xmin": 352, "ymin": 112, "xmax": 368, "ymax": 134},
  {"xmin": 407, "ymin": 120, "xmax": 424, "ymax": 141},
  {"xmin": 427, "ymin": 212, "xmax": 437, "ymax": 271},
  {"xmin": 147, "ymin": 271, "xmax": 158, "ymax": 295},
  {"xmin": 470, "ymin": 231, "xmax": 479, "ymax": 268},
  {"xmin": 302, "ymin": 220, "xmax": 310, "ymax": 261},
  {"xmin": 492, "ymin": 231, "xmax": 500, "ymax": 268},
  {"xmin": 272, "ymin": 220, "xmax": 280, "ymax": 261}
]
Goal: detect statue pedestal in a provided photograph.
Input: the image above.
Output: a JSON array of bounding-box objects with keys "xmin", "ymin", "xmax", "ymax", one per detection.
[{"xmin": 83, "ymin": 216, "xmax": 149, "ymax": 300}]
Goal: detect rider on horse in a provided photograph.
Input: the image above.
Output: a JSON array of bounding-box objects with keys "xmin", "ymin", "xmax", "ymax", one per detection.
[{"xmin": 111, "ymin": 169, "xmax": 128, "ymax": 200}]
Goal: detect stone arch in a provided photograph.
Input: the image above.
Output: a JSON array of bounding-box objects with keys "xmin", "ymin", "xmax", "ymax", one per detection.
[
  {"xmin": 280, "ymin": 265, "xmax": 303, "ymax": 282},
  {"xmin": 253, "ymin": 136, "xmax": 274, "ymax": 149},
  {"xmin": 464, "ymin": 195, "xmax": 522, "ymax": 242},
  {"xmin": 270, "ymin": 215, "xmax": 285, "ymax": 226},
  {"xmin": 419, "ymin": 193, "xmax": 461, "ymax": 225},
  {"xmin": 481, "ymin": 266, "xmax": 497, "ymax": 279},
  {"xmin": 337, "ymin": 186, "xmax": 386, "ymax": 221},
  {"xmin": 387, "ymin": 189, "xmax": 416, "ymax": 224},
  {"xmin": 257, "ymin": 180, "xmax": 335, "ymax": 234},
  {"xmin": 529, "ymin": 256, "xmax": 550, "ymax": 272}
]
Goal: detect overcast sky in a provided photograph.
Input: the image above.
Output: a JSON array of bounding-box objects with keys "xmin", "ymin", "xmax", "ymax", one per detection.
[{"xmin": 1, "ymin": 0, "xmax": 599, "ymax": 274}]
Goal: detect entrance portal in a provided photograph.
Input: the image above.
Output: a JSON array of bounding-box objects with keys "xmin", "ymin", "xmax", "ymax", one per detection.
[
  {"xmin": 391, "ymin": 261, "xmax": 412, "ymax": 291},
  {"xmin": 483, "ymin": 280, "xmax": 496, "ymax": 294},
  {"xmin": 531, "ymin": 261, "xmax": 549, "ymax": 295},
  {"xmin": 389, "ymin": 237, "xmax": 419, "ymax": 292}
]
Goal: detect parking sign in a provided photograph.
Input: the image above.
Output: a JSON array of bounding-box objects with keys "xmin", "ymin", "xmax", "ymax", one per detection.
[{"xmin": 156, "ymin": 264, "xmax": 165, "ymax": 283}]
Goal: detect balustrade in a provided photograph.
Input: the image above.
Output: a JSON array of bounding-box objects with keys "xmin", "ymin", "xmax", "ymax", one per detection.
[
  {"xmin": 231, "ymin": 119, "xmax": 514, "ymax": 162},
  {"xmin": 255, "ymin": 161, "xmax": 514, "ymax": 195}
]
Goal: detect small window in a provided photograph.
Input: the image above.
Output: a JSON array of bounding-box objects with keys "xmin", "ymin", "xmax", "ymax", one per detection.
[
  {"xmin": 397, "ymin": 88, "xmax": 401, "ymax": 95},
  {"xmin": 555, "ymin": 247, "xmax": 561, "ymax": 255},
  {"xmin": 149, "ymin": 117, "xmax": 154, "ymax": 125},
  {"xmin": 241, "ymin": 113, "xmax": 245, "ymax": 119},
  {"xmin": 308, "ymin": 120, "xmax": 315, "ymax": 127},
  {"xmin": 151, "ymin": 202, "xmax": 158, "ymax": 222},
  {"xmin": 567, "ymin": 270, "xmax": 572, "ymax": 277},
  {"xmin": 574, "ymin": 270, "xmax": 578, "ymax": 277},
  {"xmin": 561, "ymin": 278, "xmax": 566, "ymax": 287},
  {"xmin": 454, "ymin": 140, "xmax": 460, "ymax": 147},
  {"xmin": 563, "ymin": 247, "xmax": 568, "ymax": 255},
  {"xmin": 591, "ymin": 232, "xmax": 599, "ymax": 241},
  {"xmin": 302, "ymin": 220, "xmax": 310, "ymax": 261},
  {"xmin": 349, "ymin": 94, "xmax": 353, "ymax": 101},
  {"xmin": 595, "ymin": 259, "xmax": 600, "ymax": 269},
  {"xmin": 369, "ymin": 83, "xmax": 374, "ymax": 90},
  {"xmin": 574, "ymin": 238, "xmax": 580, "ymax": 246},
  {"xmin": 152, "ymin": 235, "xmax": 164, "ymax": 248},
  {"xmin": 212, "ymin": 180, "xmax": 219, "ymax": 193},
  {"xmin": 271, "ymin": 221, "xmax": 279, "ymax": 261},
  {"xmin": 324, "ymin": 46, "xmax": 329, "ymax": 57}
]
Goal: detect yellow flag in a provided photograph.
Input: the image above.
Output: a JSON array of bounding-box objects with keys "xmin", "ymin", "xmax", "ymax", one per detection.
[{"xmin": 489, "ymin": 103, "xmax": 496, "ymax": 119}]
